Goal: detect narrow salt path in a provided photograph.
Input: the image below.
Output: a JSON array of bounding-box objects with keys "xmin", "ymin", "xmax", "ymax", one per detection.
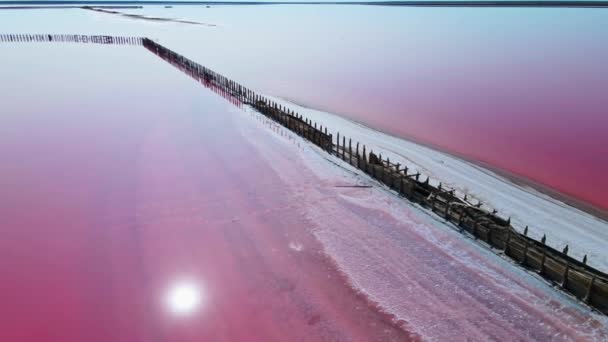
[
  {"xmin": 267, "ymin": 97, "xmax": 608, "ymax": 273},
  {"xmin": 237, "ymin": 107, "xmax": 608, "ymax": 341}
]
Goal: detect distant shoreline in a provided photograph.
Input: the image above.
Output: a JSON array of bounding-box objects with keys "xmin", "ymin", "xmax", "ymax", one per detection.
[
  {"xmin": 0, "ymin": 5, "xmax": 143, "ymax": 8},
  {"xmin": 2, "ymin": 1, "xmax": 608, "ymax": 8}
]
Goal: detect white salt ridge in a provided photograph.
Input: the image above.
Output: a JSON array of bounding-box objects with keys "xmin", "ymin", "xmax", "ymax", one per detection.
[
  {"xmin": 266, "ymin": 96, "xmax": 608, "ymax": 272},
  {"xmin": 235, "ymin": 107, "xmax": 608, "ymax": 341}
]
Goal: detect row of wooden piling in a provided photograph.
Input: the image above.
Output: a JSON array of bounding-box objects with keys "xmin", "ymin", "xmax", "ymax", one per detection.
[
  {"xmin": 332, "ymin": 136, "xmax": 608, "ymax": 313},
  {"xmin": 0, "ymin": 34, "xmax": 142, "ymax": 45},
  {"xmin": 141, "ymin": 37, "xmax": 608, "ymax": 315},
  {"xmin": 7, "ymin": 34, "xmax": 604, "ymax": 315},
  {"xmin": 142, "ymin": 38, "xmax": 333, "ymax": 151},
  {"xmin": 143, "ymin": 38, "xmax": 243, "ymax": 108}
]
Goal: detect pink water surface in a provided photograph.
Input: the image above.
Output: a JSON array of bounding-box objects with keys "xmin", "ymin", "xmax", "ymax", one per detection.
[
  {"xmin": 0, "ymin": 44, "xmax": 607, "ymax": 341},
  {"xmin": 1, "ymin": 7, "xmax": 605, "ymax": 211},
  {"xmin": 0, "ymin": 44, "xmax": 412, "ymax": 341},
  {"xmin": 173, "ymin": 6, "xmax": 608, "ymax": 211}
]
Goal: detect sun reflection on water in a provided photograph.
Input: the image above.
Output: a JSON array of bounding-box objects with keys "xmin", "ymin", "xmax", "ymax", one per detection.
[{"xmin": 165, "ymin": 281, "xmax": 204, "ymax": 316}]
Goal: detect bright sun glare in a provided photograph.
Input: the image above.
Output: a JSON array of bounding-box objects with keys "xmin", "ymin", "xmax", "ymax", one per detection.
[{"xmin": 166, "ymin": 281, "xmax": 203, "ymax": 316}]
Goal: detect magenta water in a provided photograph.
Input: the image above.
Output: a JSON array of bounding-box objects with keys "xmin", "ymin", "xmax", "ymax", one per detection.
[
  {"xmin": 178, "ymin": 6, "xmax": 608, "ymax": 211},
  {"xmin": 231, "ymin": 7, "xmax": 608, "ymax": 212},
  {"xmin": 1, "ymin": 35, "xmax": 608, "ymax": 340},
  {"xmin": 2, "ymin": 6, "xmax": 606, "ymax": 210}
]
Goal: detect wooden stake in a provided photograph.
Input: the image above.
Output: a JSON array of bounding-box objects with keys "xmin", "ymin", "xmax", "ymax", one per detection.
[{"xmin": 584, "ymin": 276, "xmax": 596, "ymax": 303}]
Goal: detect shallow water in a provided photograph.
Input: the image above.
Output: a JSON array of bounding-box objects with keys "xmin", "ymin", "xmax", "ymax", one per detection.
[
  {"xmin": 2, "ymin": 6, "xmax": 607, "ymax": 210},
  {"xmin": 0, "ymin": 43, "xmax": 411, "ymax": 341},
  {"xmin": 1, "ymin": 42, "xmax": 607, "ymax": 341}
]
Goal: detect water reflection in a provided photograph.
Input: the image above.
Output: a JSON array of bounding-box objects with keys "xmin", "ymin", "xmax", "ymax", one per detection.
[{"xmin": 165, "ymin": 281, "xmax": 204, "ymax": 316}]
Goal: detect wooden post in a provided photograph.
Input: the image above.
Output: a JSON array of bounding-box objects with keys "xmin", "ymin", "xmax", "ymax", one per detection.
[
  {"xmin": 356, "ymin": 142, "xmax": 360, "ymax": 168},
  {"xmin": 342, "ymin": 136, "xmax": 346, "ymax": 160},
  {"xmin": 473, "ymin": 217, "xmax": 479, "ymax": 239},
  {"xmin": 384, "ymin": 157, "xmax": 390, "ymax": 183},
  {"xmin": 337, "ymin": 132, "xmax": 340, "ymax": 156},
  {"xmin": 504, "ymin": 229, "xmax": 511, "ymax": 255},
  {"xmin": 458, "ymin": 209, "xmax": 465, "ymax": 231},
  {"xmin": 349, "ymin": 139, "xmax": 352, "ymax": 165},
  {"xmin": 522, "ymin": 239, "xmax": 529, "ymax": 265},
  {"xmin": 362, "ymin": 145, "xmax": 367, "ymax": 173},
  {"xmin": 561, "ymin": 263, "xmax": 570, "ymax": 288},
  {"xmin": 370, "ymin": 151, "xmax": 376, "ymax": 178},
  {"xmin": 486, "ymin": 224, "xmax": 492, "ymax": 244},
  {"xmin": 392, "ymin": 166, "xmax": 398, "ymax": 190},
  {"xmin": 539, "ymin": 248, "xmax": 547, "ymax": 275},
  {"xmin": 379, "ymin": 157, "xmax": 384, "ymax": 182},
  {"xmin": 584, "ymin": 276, "xmax": 596, "ymax": 303}
]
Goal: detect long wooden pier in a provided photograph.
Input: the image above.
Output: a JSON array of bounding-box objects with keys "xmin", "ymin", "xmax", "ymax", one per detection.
[{"xmin": 3, "ymin": 33, "xmax": 608, "ymax": 316}]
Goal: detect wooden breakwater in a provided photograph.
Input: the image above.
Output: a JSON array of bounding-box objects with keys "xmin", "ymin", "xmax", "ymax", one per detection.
[
  {"xmin": 142, "ymin": 38, "xmax": 334, "ymax": 151},
  {"xmin": 141, "ymin": 39, "xmax": 608, "ymax": 315},
  {"xmin": 3, "ymin": 34, "xmax": 607, "ymax": 315},
  {"xmin": 0, "ymin": 34, "xmax": 142, "ymax": 45}
]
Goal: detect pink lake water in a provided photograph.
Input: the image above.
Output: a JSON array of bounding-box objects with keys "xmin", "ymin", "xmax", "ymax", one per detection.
[
  {"xmin": 1, "ymin": 6, "xmax": 607, "ymax": 211},
  {"xmin": 1, "ymin": 42, "xmax": 608, "ymax": 341}
]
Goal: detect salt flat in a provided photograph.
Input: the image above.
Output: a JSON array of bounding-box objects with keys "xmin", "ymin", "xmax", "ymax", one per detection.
[{"xmin": 267, "ymin": 96, "xmax": 608, "ymax": 272}]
